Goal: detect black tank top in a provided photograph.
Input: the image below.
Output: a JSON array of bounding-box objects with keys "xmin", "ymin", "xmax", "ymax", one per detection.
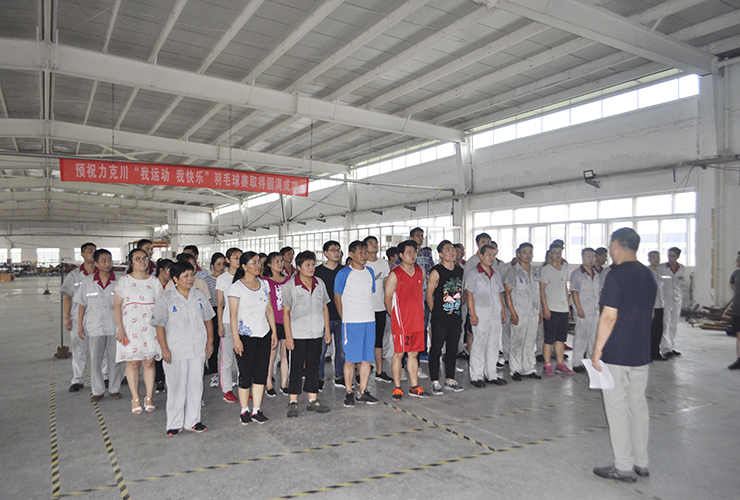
[{"xmin": 431, "ymin": 264, "xmax": 464, "ymax": 326}]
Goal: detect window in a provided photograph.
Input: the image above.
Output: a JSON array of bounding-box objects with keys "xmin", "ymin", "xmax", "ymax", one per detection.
[
  {"xmin": 539, "ymin": 204, "xmax": 566, "ymax": 223},
  {"xmin": 471, "ymin": 192, "xmax": 695, "ymax": 264},
  {"xmin": 602, "ymin": 90, "xmax": 638, "ymax": 118},
  {"xmin": 600, "ymin": 198, "xmax": 632, "ymax": 219},
  {"xmin": 515, "ymin": 207, "xmax": 538, "ymax": 224},
  {"xmin": 0, "ymin": 249, "xmax": 7, "ymax": 263},
  {"xmin": 635, "ymin": 194, "xmax": 672, "ymax": 216},
  {"xmin": 517, "ymin": 117, "xmax": 541, "ymax": 138},
  {"xmin": 38, "ymin": 248, "xmax": 61, "ymax": 265},
  {"xmin": 638, "ymin": 79, "xmax": 678, "ymax": 108},
  {"xmin": 570, "ymin": 101, "xmax": 602, "ymax": 125},
  {"xmin": 10, "ymin": 248, "xmax": 22, "ymax": 264},
  {"xmin": 542, "ymin": 109, "xmax": 570, "ymax": 132},
  {"xmin": 216, "ymin": 203, "xmax": 240, "ymax": 215},
  {"xmin": 493, "ymin": 124, "xmax": 516, "ymax": 144},
  {"xmin": 472, "ymin": 130, "xmax": 493, "ymax": 149}
]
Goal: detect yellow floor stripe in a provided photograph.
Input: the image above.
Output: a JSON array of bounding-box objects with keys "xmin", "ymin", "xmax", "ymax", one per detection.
[{"xmin": 49, "ymin": 358, "xmax": 62, "ymax": 499}]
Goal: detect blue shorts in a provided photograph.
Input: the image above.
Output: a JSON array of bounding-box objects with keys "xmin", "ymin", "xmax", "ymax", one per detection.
[{"xmin": 342, "ymin": 322, "xmax": 375, "ymax": 363}]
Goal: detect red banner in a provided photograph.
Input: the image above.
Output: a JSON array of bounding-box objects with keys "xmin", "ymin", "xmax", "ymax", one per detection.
[{"xmin": 59, "ymin": 159, "xmax": 309, "ymax": 197}]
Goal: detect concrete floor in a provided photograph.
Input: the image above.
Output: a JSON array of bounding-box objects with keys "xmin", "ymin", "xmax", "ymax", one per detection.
[{"xmin": 2, "ymin": 277, "xmax": 738, "ymax": 500}]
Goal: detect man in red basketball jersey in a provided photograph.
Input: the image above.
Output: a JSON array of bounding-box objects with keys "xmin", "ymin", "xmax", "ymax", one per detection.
[{"xmin": 384, "ymin": 240, "xmax": 430, "ymax": 401}]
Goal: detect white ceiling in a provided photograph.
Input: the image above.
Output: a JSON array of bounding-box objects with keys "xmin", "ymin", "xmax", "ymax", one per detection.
[{"xmin": 0, "ymin": 0, "xmax": 738, "ymax": 226}]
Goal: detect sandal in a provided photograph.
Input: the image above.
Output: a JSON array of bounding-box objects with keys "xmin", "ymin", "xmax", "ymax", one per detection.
[
  {"xmin": 131, "ymin": 399, "xmax": 142, "ymax": 414},
  {"xmin": 144, "ymin": 397, "xmax": 155, "ymax": 412}
]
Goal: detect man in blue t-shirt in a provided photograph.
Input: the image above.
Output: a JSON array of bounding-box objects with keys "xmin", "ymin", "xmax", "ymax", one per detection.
[{"xmin": 591, "ymin": 227, "xmax": 657, "ymax": 483}]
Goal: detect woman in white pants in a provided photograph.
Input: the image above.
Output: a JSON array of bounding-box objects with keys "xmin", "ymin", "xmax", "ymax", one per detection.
[{"xmin": 216, "ymin": 247, "xmax": 242, "ymax": 403}]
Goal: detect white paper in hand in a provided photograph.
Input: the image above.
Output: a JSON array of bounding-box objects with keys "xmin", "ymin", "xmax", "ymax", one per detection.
[{"xmin": 582, "ymin": 359, "xmax": 614, "ymax": 390}]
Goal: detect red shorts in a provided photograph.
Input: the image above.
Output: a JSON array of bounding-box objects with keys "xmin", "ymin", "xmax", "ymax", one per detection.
[{"xmin": 393, "ymin": 329, "xmax": 425, "ymax": 353}]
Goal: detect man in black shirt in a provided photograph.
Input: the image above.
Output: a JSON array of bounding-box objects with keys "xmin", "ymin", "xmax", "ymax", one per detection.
[
  {"xmin": 426, "ymin": 240, "xmax": 464, "ymax": 395},
  {"xmin": 315, "ymin": 240, "xmax": 345, "ymax": 390},
  {"xmin": 591, "ymin": 227, "xmax": 657, "ymax": 483}
]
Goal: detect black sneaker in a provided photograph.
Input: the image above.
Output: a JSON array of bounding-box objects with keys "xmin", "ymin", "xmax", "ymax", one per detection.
[
  {"xmin": 355, "ymin": 390, "xmax": 378, "ymax": 404},
  {"xmin": 104, "ymin": 379, "xmax": 109, "ymax": 389},
  {"xmin": 280, "ymin": 386, "xmax": 289, "ymax": 396},
  {"xmin": 265, "ymin": 388, "xmax": 277, "ymax": 397},
  {"xmin": 343, "ymin": 392, "xmax": 355, "ymax": 407},
  {"xmin": 728, "ymin": 358, "xmax": 740, "ymax": 370},
  {"xmin": 155, "ymin": 381, "xmax": 166, "ymax": 393},
  {"xmin": 307, "ymin": 399, "xmax": 331, "ymax": 413},
  {"xmin": 189, "ymin": 422, "xmax": 207, "ymax": 433},
  {"xmin": 593, "ymin": 464, "xmax": 637, "ymax": 482},
  {"xmin": 488, "ymin": 378, "xmax": 507, "ymax": 386},
  {"xmin": 511, "ymin": 372, "xmax": 522, "ymax": 382},
  {"xmin": 573, "ymin": 365, "xmax": 587, "ymax": 373},
  {"xmin": 68, "ymin": 383, "xmax": 83, "ymax": 392},
  {"xmin": 535, "ymin": 354, "xmax": 545, "ymax": 362},
  {"xmin": 166, "ymin": 428, "xmax": 180, "ymax": 437},
  {"xmin": 240, "ymin": 411, "xmax": 252, "ymax": 425},
  {"xmin": 318, "ymin": 379, "xmax": 325, "ymax": 392},
  {"xmin": 470, "ymin": 379, "xmax": 486, "ymax": 388},
  {"xmin": 251, "ymin": 410, "xmax": 269, "ymax": 424},
  {"xmin": 334, "ymin": 377, "xmax": 346, "ymax": 388},
  {"xmin": 287, "ymin": 402, "xmax": 298, "ymax": 418},
  {"xmin": 522, "ymin": 372, "xmax": 542, "ymax": 380},
  {"xmin": 375, "ymin": 372, "xmax": 393, "ymax": 383}
]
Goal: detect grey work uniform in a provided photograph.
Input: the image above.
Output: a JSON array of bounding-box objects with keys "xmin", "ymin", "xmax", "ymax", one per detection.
[
  {"xmin": 464, "ymin": 264, "xmax": 505, "ymax": 382},
  {"xmin": 151, "ymin": 288, "xmax": 215, "ymax": 432},
  {"xmin": 505, "ymin": 263, "xmax": 540, "ymax": 376},
  {"xmin": 570, "ymin": 266, "xmax": 601, "ymax": 367},
  {"xmin": 61, "ymin": 266, "xmax": 92, "ymax": 385},
  {"xmin": 74, "ymin": 272, "xmax": 122, "ymax": 396}
]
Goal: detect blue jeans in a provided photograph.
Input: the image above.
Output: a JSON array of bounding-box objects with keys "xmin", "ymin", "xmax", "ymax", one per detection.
[{"xmin": 320, "ymin": 319, "xmax": 344, "ymax": 380}]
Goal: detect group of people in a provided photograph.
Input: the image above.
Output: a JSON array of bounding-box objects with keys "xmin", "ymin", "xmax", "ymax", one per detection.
[{"xmin": 59, "ymin": 229, "xmax": 688, "ymax": 449}]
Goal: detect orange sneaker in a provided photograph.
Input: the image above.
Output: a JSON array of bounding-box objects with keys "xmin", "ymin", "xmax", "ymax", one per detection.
[
  {"xmin": 409, "ymin": 385, "xmax": 430, "ymax": 398},
  {"xmin": 392, "ymin": 387, "xmax": 403, "ymax": 402}
]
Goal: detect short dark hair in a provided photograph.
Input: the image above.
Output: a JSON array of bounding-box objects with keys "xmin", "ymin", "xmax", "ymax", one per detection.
[
  {"xmin": 549, "ymin": 241, "xmax": 564, "ymax": 250},
  {"xmin": 582, "ymin": 247, "xmax": 596, "ymax": 256},
  {"xmin": 136, "ymin": 239, "xmax": 153, "ymax": 249},
  {"xmin": 385, "ymin": 247, "xmax": 398, "ymax": 260},
  {"xmin": 436, "ymin": 240, "xmax": 453, "ymax": 253},
  {"xmin": 348, "ymin": 240, "xmax": 367, "ymax": 254},
  {"xmin": 258, "ymin": 252, "xmax": 267, "ymax": 259},
  {"xmin": 480, "ymin": 244, "xmax": 495, "ymax": 255},
  {"xmin": 225, "ymin": 247, "xmax": 242, "ymax": 260},
  {"xmin": 668, "ymin": 247, "xmax": 681, "ymax": 257},
  {"xmin": 323, "ymin": 240, "xmax": 340, "ymax": 252},
  {"xmin": 295, "ymin": 250, "xmax": 316, "ymax": 267},
  {"xmin": 183, "ymin": 245, "xmax": 199, "ymax": 256},
  {"xmin": 648, "ymin": 250, "xmax": 660, "ymax": 258},
  {"xmin": 363, "ymin": 235, "xmax": 378, "ymax": 244},
  {"xmin": 176, "ymin": 253, "xmax": 196, "ymax": 264},
  {"xmin": 453, "ymin": 243, "xmax": 464, "ymax": 250},
  {"xmin": 475, "ymin": 233, "xmax": 491, "ymax": 244},
  {"xmin": 93, "ymin": 249, "xmax": 111, "ymax": 262},
  {"xmin": 210, "ymin": 252, "xmax": 225, "ymax": 268},
  {"xmin": 81, "ymin": 242, "xmax": 96, "ymax": 253},
  {"xmin": 517, "ymin": 242, "xmax": 533, "ymax": 252},
  {"xmin": 410, "ymin": 227, "xmax": 423, "ymax": 237},
  {"xmin": 595, "ymin": 247, "xmax": 608, "ymax": 256},
  {"xmin": 397, "ymin": 240, "xmax": 417, "ymax": 255},
  {"xmin": 279, "ymin": 246, "xmax": 294, "ymax": 256},
  {"xmin": 155, "ymin": 258, "xmax": 174, "ymax": 277},
  {"xmin": 610, "ymin": 227, "xmax": 640, "ymax": 252},
  {"xmin": 170, "ymin": 261, "xmax": 195, "ymax": 280}
]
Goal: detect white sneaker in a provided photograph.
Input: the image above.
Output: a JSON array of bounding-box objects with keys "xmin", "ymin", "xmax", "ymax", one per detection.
[
  {"xmin": 210, "ymin": 374, "xmax": 219, "ymax": 388},
  {"xmin": 431, "ymin": 381, "xmax": 444, "ymax": 396},
  {"xmin": 417, "ymin": 368, "xmax": 429, "ymax": 379},
  {"xmin": 455, "ymin": 365, "xmax": 464, "ymax": 372},
  {"xmin": 445, "ymin": 379, "xmax": 464, "ymax": 392}
]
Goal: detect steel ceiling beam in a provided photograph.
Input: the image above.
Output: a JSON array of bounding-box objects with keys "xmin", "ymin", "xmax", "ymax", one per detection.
[
  {"xmin": 491, "ymin": 0, "xmax": 715, "ymax": 75},
  {"xmin": 0, "ymin": 39, "xmax": 464, "ymax": 144},
  {"xmin": 0, "ymin": 118, "xmax": 349, "ymax": 174}
]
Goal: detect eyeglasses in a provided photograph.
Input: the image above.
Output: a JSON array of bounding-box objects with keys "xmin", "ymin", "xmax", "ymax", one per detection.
[
  {"xmin": 326, "ymin": 248, "xmax": 341, "ymax": 253},
  {"xmin": 133, "ymin": 256, "xmax": 149, "ymax": 262}
]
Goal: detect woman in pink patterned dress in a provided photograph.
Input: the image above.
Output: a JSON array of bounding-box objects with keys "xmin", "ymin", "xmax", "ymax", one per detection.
[{"xmin": 114, "ymin": 248, "xmax": 163, "ymax": 414}]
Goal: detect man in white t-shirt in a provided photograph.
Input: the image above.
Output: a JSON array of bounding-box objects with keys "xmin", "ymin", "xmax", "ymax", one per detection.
[
  {"xmin": 334, "ymin": 240, "xmax": 379, "ymax": 408},
  {"xmin": 364, "ymin": 235, "xmax": 392, "ymax": 383},
  {"xmin": 539, "ymin": 245, "xmax": 575, "ymax": 376}
]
